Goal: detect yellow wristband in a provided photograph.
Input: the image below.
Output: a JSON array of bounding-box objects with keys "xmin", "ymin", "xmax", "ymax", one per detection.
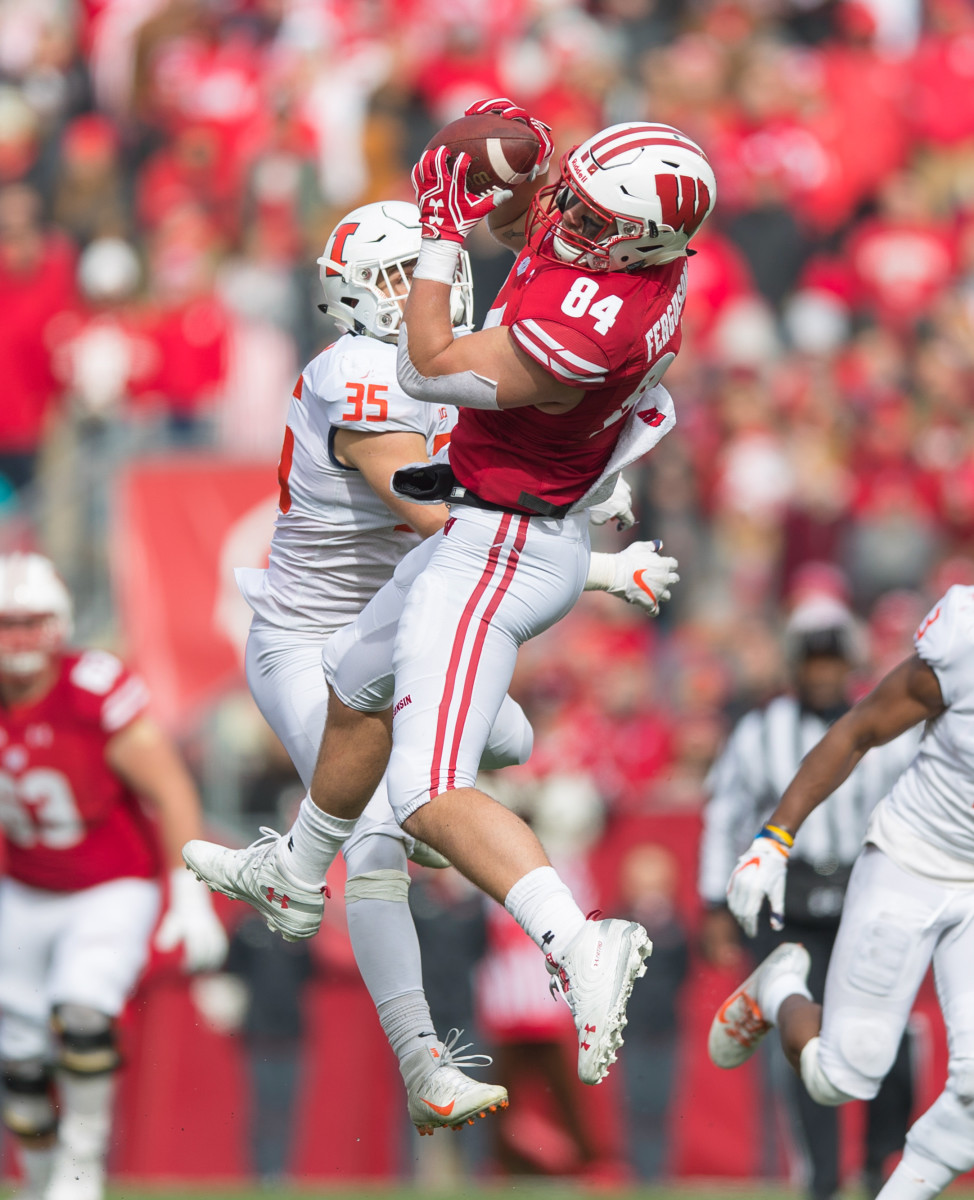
[{"xmin": 761, "ymin": 823, "xmax": 795, "ymax": 848}]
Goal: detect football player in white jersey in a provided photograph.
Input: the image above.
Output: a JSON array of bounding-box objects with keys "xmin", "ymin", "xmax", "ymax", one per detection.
[
  {"xmin": 708, "ymin": 583, "xmax": 974, "ymax": 1200},
  {"xmin": 202, "ymin": 199, "xmax": 679, "ymax": 1133}
]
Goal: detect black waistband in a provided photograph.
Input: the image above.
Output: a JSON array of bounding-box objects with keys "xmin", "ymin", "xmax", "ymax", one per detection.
[
  {"xmin": 448, "ymin": 483, "xmax": 572, "ymax": 520},
  {"xmin": 391, "ymin": 463, "xmax": 573, "ymax": 519}
]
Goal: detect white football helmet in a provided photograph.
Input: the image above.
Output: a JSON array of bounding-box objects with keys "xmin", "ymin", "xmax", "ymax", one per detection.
[
  {"xmin": 317, "ymin": 200, "xmax": 473, "ymax": 341},
  {"xmin": 0, "ymin": 553, "xmax": 73, "ymax": 675},
  {"xmin": 527, "ymin": 122, "xmax": 716, "ymax": 272}
]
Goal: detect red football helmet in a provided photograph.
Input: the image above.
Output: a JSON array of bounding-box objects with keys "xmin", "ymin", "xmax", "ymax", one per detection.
[
  {"xmin": 0, "ymin": 554, "xmax": 73, "ymax": 676},
  {"xmin": 527, "ymin": 122, "xmax": 716, "ymax": 272}
]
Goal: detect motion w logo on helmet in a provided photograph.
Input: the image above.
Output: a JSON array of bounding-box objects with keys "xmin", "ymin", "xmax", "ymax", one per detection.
[{"xmin": 655, "ymin": 174, "xmax": 712, "ymax": 238}]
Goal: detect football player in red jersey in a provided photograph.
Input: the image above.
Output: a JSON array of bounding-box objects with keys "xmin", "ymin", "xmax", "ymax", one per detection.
[
  {"xmin": 187, "ymin": 101, "xmax": 713, "ymax": 1090},
  {"xmin": 0, "ymin": 554, "xmax": 227, "ymax": 1200}
]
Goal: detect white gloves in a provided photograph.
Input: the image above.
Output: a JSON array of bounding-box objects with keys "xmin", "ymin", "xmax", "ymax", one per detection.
[
  {"xmin": 726, "ymin": 825, "xmax": 794, "ymax": 937},
  {"xmin": 588, "ymin": 476, "xmax": 635, "ymax": 531},
  {"xmin": 189, "ymin": 974, "xmax": 249, "ymax": 1035},
  {"xmin": 155, "ymin": 868, "xmax": 229, "ymax": 972},
  {"xmin": 585, "ymin": 541, "xmax": 679, "ymax": 616}
]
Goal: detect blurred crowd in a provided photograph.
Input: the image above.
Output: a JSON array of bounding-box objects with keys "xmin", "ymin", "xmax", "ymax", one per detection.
[{"xmin": 1, "ymin": 0, "xmax": 973, "ymax": 1185}]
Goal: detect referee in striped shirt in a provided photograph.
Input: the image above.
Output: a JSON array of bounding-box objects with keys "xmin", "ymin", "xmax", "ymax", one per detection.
[{"xmin": 698, "ymin": 595, "xmax": 920, "ymax": 1200}]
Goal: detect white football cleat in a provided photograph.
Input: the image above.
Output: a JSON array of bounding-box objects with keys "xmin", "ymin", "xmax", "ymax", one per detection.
[
  {"xmin": 182, "ymin": 827, "xmax": 325, "ymax": 942},
  {"xmin": 548, "ymin": 918, "xmax": 653, "ymax": 1085},
  {"xmin": 403, "ymin": 1030, "xmax": 509, "ymax": 1135},
  {"xmin": 708, "ymin": 942, "xmax": 811, "ymax": 1069},
  {"xmin": 44, "ymin": 1153, "xmax": 104, "ymax": 1200}
]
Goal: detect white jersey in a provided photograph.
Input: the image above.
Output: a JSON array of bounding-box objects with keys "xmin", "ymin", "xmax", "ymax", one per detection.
[
  {"xmin": 237, "ymin": 333, "xmax": 455, "ymax": 634},
  {"xmin": 867, "ymin": 584, "xmax": 974, "ymax": 884}
]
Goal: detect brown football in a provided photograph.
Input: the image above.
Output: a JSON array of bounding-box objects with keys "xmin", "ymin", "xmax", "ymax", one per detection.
[{"xmin": 423, "ymin": 112, "xmax": 541, "ymax": 194}]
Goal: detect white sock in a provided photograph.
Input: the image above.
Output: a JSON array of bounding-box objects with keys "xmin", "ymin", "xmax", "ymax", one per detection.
[
  {"xmin": 877, "ymin": 1149, "xmax": 956, "ymax": 1200},
  {"xmin": 504, "ymin": 866, "xmax": 586, "ymax": 962},
  {"xmin": 760, "ymin": 971, "xmax": 813, "ymax": 1026},
  {"xmin": 277, "ymin": 793, "xmax": 357, "ymax": 886},
  {"xmin": 19, "ymin": 1144, "xmax": 54, "ymax": 1197},
  {"xmin": 377, "ymin": 992, "xmax": 439, "ymax": 1072},
  {"xmin": 54, "ymin": 1071, "xmax": 115, "ymax": 1161}
]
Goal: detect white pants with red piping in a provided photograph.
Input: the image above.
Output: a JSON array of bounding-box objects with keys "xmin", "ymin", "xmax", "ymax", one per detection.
[{"xmin": 385, "ymin": 506, "xmax": 589, "ymax": 823}]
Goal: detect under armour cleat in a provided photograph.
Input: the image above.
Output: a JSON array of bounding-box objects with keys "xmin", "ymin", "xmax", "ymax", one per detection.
[
  {"xmin": 403, "ymin": 1029, "xmax": 509, "ymax": 1135},
  {"xmin": 708, "ymin": 942, "xmax": 811, "ymax": 1069},
  {"xmin": 548, "ymin": 917, "xmax": 653, "ymax": 1086},
  {"xmin": 182, "ymin": 827, "xmax": 326, "ymax": 942}
]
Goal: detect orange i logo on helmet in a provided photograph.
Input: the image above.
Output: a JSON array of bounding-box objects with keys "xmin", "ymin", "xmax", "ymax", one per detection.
[{"xmin": 324, "ymin": 223, "xmax": 360, "ymax": 277}]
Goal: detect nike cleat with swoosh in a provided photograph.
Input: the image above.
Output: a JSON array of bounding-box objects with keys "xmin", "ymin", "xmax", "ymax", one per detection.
[
  {"xmin": 403, "ymin": 1029, "xmax": 509, "ymax": 1135},
  {"xmin": 708, "ymin": 942, "xmax": 811, "ymax": 1069}
]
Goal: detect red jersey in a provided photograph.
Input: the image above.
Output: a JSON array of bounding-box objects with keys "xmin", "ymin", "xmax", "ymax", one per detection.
[
  {"xmin": 0, "ymin": 651, "xmax": 160, "ymax": 892},
  {"xmin": 448, "ymin": 247, "xmax": 689, "ymax": 512}
]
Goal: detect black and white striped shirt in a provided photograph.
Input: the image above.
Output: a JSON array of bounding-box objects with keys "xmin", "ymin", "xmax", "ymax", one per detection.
[{"xmin": 698, "ymin": 695, "xmax": 921, "ymax": 906}]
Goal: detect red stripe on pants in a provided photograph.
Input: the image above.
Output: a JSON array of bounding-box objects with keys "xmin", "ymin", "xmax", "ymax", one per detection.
[
  {"xmin": 443, "ymin": 515, "xmax": 529, "ymax": 789},
  {"xmin": 429, "ymin": 513, "xmax": 513, "ymax": 798}
]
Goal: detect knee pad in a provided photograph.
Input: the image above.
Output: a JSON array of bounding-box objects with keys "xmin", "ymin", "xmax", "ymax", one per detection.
[
  {"xmin": 51, "ymin": 1006, "xmax": 119, "ymax": 1076},
  {"xmin": 386, "ymin": 749, "xmax": 436, "ymax": 826},
  {"xmin": 905, "ymin": 1085, "xmax": 974, "ymax": 1175},
  {"xmin": 800, "ymin": 1037, "xmax": 858, "ymax": 1107},
  {"xmin": 948, "ymin": 1056, "xmax": 974, "ymax": 1108},
  {"xmin": 480, "ymin": 696, "xmax": 534, "ymax": 771},
  {"xmin": 407, "ymin": 840, "xmax": 451, "ymax": 869},
  {"xmin": 2, "ymin": 1060, "xmax": 57, "ymax": 1138},
  {"xmin": 345, "ymin": 870, "xmax": 410, "ymax": 905}
]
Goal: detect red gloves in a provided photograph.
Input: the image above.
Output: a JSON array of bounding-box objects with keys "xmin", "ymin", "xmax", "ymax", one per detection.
[{"xmin": 411, "ymin": 146, "xmax": 502, "ymax": 242}]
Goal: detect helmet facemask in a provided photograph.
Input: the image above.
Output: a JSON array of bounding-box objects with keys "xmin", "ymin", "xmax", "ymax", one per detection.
[
  {"xmin": 528, "ymin": 174, "xmax": 652, "ymax": 273},
  {"xmin": 317, "ymin": 202, "xmax": 473, "ymax": 342},
  {"xmin": 322, "ymin": 252, "xmax": 419, "ymax": 340},
  {"xmin": 0, "ymin": 614, "xmax": 69, "ymax": 675},
  {"xmin": 0, "ymin": 554, "xmax": 73, "ymax": 677},
  {"xmin": 527, "ymin": 126, "xmax": 716, "ymax": 272}
]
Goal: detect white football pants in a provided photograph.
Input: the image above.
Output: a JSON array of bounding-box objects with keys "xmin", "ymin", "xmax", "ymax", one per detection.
[
  {"xmin": 245, "ymin": 536, "xmax": 534, "ymax": 859},
  {"xmin": 815, "ymin": 845, "xmax": 974, "ymax": 1175},
  {"xmin": 0, "ymin": 877, "xmax": 161, "ymax": 1061},
  {"xmin": 377, "ymin": 506, "xmax": 590, "ymax": 822}
]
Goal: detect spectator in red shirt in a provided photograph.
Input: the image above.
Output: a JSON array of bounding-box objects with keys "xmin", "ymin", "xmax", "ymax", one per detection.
[
  {"xmin": 844, "ymin": 170, "xmax": 959, "ymax": 332},
  {"xmin": 136, "ymin": 204, "xmax": 229, "ymax": 442},
  {"xmin": 0, "ymin": 184, "xmax": 77, "ymax": 494}
]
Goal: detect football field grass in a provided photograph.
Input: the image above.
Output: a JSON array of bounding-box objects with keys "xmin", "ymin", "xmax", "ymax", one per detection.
[
  {"xmin": 99, "ymin": 1190, "xmax": 809, "ymax": 1200},
  {"xmin": 93, "ymin": 1186, "xmax": 974, "ymax": 1200}
]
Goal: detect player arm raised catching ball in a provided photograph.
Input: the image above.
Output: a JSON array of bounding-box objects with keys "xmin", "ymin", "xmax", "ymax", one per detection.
[{"xmin": 399, "ymin": 99, "xmax": 579, "ymax": 413}]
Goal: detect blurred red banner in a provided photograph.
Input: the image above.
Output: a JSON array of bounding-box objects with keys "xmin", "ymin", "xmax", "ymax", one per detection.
[{"xmin": 112, "ymin": 456, "xmax": 277, "ymax": 732}]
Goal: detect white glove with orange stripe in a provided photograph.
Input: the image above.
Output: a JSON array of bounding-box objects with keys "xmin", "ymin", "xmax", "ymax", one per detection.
[
  {"xmin": 726, "ymin": 824, "xmax": 794, "ymax": 937},
  {"xmin": 585, "ymin": 540, "xmax": 679, "ymax": 616}
]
